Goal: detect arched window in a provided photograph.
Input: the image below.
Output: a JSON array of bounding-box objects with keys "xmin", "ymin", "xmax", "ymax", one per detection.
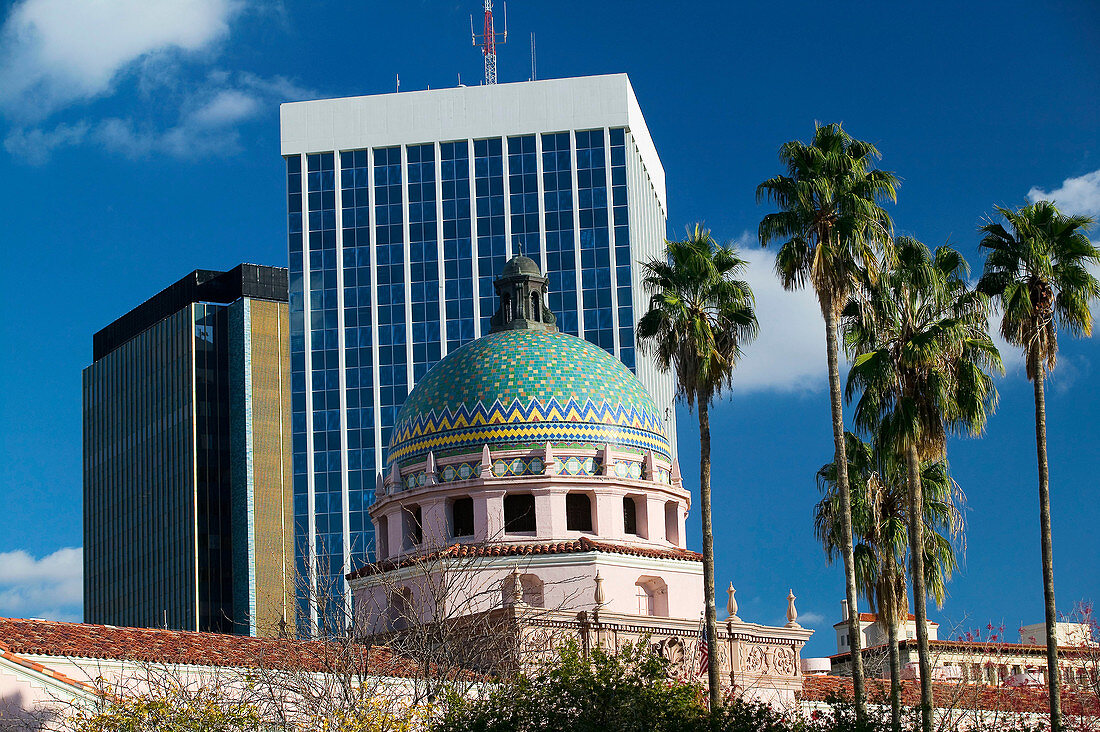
[
  {"xmin": 376, "ymin": 515, "xmax": 389, "ymax": 559},
  {"xmin": 623, "ymin": 496, "xmax": 638, "ymax": 535},
  {"xmin": 403, "ymin": 505, "xmax": 422, "ymax": 549},
  {"xmin": 530, "ymin": 291, "xmax": 540, "ymax": 320},
  {"xmin": 566, "ymin": 493, "xmax": 593, "ymax": 532},
  {"xmin": 451, "ymin": 497, "xmax": 474, "ymax": 537},
  {"xmin": 635, "ymin": 576, "xmax": 669, "ymax": 617},
  {"xmin": 664, "ymin": 501, "xmax": 680, "ymax": 545},
  {"xmin": 502, "ymin": 293, "xmax": 512, "ymax": 321},
  {"xmin": 504, "ymin": 494, "xmax": 536, "ymax": 533}
]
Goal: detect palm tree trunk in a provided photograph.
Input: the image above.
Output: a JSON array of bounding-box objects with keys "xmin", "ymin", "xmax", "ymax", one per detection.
[
  {"xmin": 823, "ymin": 304, "xmax": 866, "ymax": 719},
  {"xmin": 1034, "ymin": 367, "xmax": 1062, "ymax": 731},
  {"xmin": 886, "ymin": 583, "xmax": 902, "ymax": 730},
  {"xmin": 699, "ymin": 400, "xmax": 722, "ymax": 709},
  {"xmin": 905, "ymin": 445, "xmax": 933, "ymax": 732}
]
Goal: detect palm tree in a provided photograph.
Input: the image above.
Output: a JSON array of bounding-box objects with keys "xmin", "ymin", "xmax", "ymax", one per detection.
[
  {"xmin": 815, "ymin": 432, "xmax": 964, "ymax": 730},
  {"xmin": 977, "ymin": 201, "xmax": 1099, "ymax": 731},
  {"xmin": 756, "ymin": 122, "xmax": 899, "ymax": 717},
  {"xmin": 846, "ymin": 236, "xmax": 1001, "ymax": 732},
  {"xmin": 636, "ymin": 225, "xmax": 758, "ymax": 709}
]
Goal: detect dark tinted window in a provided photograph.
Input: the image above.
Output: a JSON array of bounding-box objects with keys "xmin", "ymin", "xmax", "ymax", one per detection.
[
  {"xmin": 452, "ymin": 497, "xmax": 474, "ymax": 537},
  {"xmin": 566, "ymin": 493, "xmax": 593, "ymax": 532},
  {"xmin": 623, "ymin": 496, "xmax": 637, "ymax": 535},
  {"xmin": 504, "ymin": 494, "xmax": 536, "ymax": 532}
]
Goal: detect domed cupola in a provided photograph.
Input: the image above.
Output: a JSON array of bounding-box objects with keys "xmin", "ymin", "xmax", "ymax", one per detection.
[
  {"xmin": 488, "ymin": 254, "xmax": 557, "ymax": 333},
  {"xmin": 386, "ymin": 257, "xmax": 672, "ymax": 476}
]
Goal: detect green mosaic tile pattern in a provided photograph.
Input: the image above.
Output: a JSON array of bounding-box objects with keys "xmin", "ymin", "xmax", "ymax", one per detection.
[{"xmin": 390, "ymin": 329, "xmax": 669, "ymax": 466}]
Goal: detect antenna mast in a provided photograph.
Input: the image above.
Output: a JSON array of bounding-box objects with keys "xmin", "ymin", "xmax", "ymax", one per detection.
[{"xmin": 471, "ymin": 0, "xmax": 507, "ymax": 84}]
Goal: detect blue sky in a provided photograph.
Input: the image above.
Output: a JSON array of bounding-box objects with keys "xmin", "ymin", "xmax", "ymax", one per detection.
[{"xmin": 0, "ymin": 0, "xmax": 1097, "ymax": 657}]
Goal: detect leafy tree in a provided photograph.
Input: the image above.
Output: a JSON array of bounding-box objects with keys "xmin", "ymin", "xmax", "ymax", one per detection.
[
  {"xmin": 815, "ymin": 432, "xmax": 963, "ymax": 729},
  {"xmin": 845, "ymin": 237, "xmax": 1001, "ymax": 732},
  {"xmin": 756, "ymin": 122, "xmax": 899, "ymax": 720},
  {"xmin": 432, "ymin": 640, "xmax": 707, "ymax": 732},
  {"xmin": 67, "ymin": 687, "xmax": 264, "ymax": 732},
  {"xmin": 636, "ymin": 225, "xmax": 758, "ymax": 708},
  {"xmin": 977, "ymin": 201, "xmax": 1100, "ymax": 732}
]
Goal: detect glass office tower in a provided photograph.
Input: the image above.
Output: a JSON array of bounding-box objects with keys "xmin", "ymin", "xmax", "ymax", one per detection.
[
  {"xmin": 281, "ymin": 74, "xmax": 675, "ymax": 631},
  {"xmin": 83, "ymin": 264, "xmax": 295, "ymax": 636}
]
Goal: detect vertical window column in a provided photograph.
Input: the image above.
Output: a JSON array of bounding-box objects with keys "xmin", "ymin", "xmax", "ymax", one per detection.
[
  {"xmin": 609, "ymin": 128, "xmax": 635, "ymax": 370},
  {"xmin": 285, "ymin": 154, "xmax": 312, "ymax": 629},
  {"xmin": 373, "ymin": 147, "xmax": 407, "ymax": 465},
  {"xmin": 407, "ymin": 143, "xmax": 441, "ymax": 382},
  {"xmin": 474, "ymin": 138, "xmax": 505, "ymax": 336},
  {"xmin": 305, "ymin": 151, "xmax": 343, "ymax": 624},
  {"xmin": 540, "ymin": 132, "xmax": 578, "ymax": 334},
  {"xmin": 576, "ymin": 129, "xmax": 613, "ymax": 351},
  {"xmin": 339, "ymin": 150, "xmax": 376, "ymax": 559},
  {"xmin": 507, "ymin": 135, "xmax": 539, "ymax": 259},
  {"xmin": 440, "ymin": 141, "xmax": 474, "ymax": 351}
]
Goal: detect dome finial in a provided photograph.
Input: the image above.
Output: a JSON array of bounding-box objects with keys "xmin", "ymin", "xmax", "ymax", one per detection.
[{"xmin": 489, "ymin": 254, "xmax": 557, "ymax": 333}]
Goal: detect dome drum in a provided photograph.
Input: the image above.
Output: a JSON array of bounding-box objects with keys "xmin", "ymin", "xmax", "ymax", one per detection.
[{"xmin": 380, "ymin": 443, "xmax": 678, "ymax": 496}]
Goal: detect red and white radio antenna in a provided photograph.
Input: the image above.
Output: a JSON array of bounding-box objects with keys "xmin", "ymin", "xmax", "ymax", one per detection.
[{"xmin": 471, "ymin": 0, "xmax": 507, "ymax": 84}]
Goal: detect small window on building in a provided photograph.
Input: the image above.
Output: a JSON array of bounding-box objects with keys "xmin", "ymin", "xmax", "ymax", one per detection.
[
  {"xmin": 502, "ymin": 293, "xmax": 512, "ymax": 321},
  {"xmin": 504, "ymin": 494, "xmax": 536, "ymax": 533},
  {"xmin": 377, "ymin": 515, "xmax": 389, "ymax": 559},
  {"xmin": 403, "ymin": 505, "xmax": 422, "ymax": 549},
  {"xmin": 452, "ymin": 497, "xmax": 474, "ymax": 537},
  {"xmin": 664, "ymin": 501, "xmax": 680, "ymax": 545},
  {"xmin": 531, "ymin": 291, "xmax": 540, "ymax": 320},
  {"xmin": 566, "ymin": 493, "xmax": 593, "ymax": 532},
  {"xmin": 635, "ymin": 576, "xmax": 669, "ymax": 617},
  {"xmin": 623, "ymin": 496, "xmax": 638, "ymax": 535}
]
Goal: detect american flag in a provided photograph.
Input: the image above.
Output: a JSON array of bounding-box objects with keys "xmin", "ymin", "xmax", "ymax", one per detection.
[{"xmin": 697, "ymin": 622, "xmax": 710, "ymax": 677}]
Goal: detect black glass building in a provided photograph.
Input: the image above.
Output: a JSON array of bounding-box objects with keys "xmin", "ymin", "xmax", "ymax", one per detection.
[{"xmin": 83, "ymin": 264, "xmax": 296, "ymax": 636}]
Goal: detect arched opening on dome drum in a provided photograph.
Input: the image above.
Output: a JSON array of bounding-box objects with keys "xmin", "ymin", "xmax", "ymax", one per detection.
[
  {"xmin": 376, "ymin": 515, "xmax": 389, "ymax": 559},
  {"xmin": 502, "ymin": 293, "xmax": 512, "ymax": 321},
  {"xmin": 504, "ymin": 494, "xmax": 536, "ymax": 533},
  {"xmin": 664, "ymin": 501, "xmax": 680, "ymax": 546},
  {"xmin": 530, "ymin": 291, "xmax": 540, "ymax": 320},
  {"xmin": 623, "ymin": 496, "xmax": 638, "ymax": 536},
  {"xmin": 566, "ymin": 492, "xmax": 593, "ymax": 532},
  {"xmin": 451, "ymin": 496, "xmax": 474, "ymax": 538},
  {"xmin": 403, "ymin": 505, "xmax": 423, "ymax": 549}
]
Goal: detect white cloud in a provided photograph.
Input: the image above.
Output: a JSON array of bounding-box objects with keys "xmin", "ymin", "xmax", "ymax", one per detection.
[
  {"xmin": 1027, "ymin": 169, "xmax": 1100, "ymax": 218},
  {"xmin": 732, "ymin": 238, "xmax": 827, "ymax": 393},
  {"xmin": 799, "ymin": 611, "xmax": 826, "ymax": 625},
  {"xmin": 0, "ymin": 547, "xmax": 82, "ymax": 622},
  {"xmin": 2, "ymin": 119, "xmax": 86, "ymax": 162},
  {"xmin": 0, "ymin": 0, "xmax": 238, "ymax": 119},
  {"xmin": 4, "ymin": 70, "xmax": 314, "ymax": 162}
]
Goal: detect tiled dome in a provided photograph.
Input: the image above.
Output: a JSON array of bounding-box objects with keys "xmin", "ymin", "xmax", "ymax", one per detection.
[{"xmin": 388, "ymin": 328, "xmax": 670, "ymax": 468}]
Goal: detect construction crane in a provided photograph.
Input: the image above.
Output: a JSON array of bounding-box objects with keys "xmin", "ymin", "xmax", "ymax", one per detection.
[{"xmin": 471, "ymin": 0, "xmax": 507, "ymax": 85}]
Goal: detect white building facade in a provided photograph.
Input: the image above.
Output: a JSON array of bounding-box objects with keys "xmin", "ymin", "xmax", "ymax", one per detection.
[{"xmin": 280, "ymin": 74, "xmax": 676, "ymax": 628}]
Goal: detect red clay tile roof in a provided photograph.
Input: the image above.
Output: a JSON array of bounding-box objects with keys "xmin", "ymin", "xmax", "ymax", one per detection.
[
  {"xmin": 0, "ymin": 617, "xmax": 419, "ymax": 677},
  {"xmin": 833, "ymin": 613, "xmax": 922, "ymax": 626},
  {"xmin": 347, "ymin": 536, "xmax": 702, "ymax": 580},
  {"xmin": 0, "ymin": 639, "xmax": 99, "ymax": 694},
  {"xmin": 830, "ymin": 637, "xmax": 1094, "ymax": 660},
  {"xmin": 800, "ymin": 674, "xmax": 1099, "ymax": 717}
]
